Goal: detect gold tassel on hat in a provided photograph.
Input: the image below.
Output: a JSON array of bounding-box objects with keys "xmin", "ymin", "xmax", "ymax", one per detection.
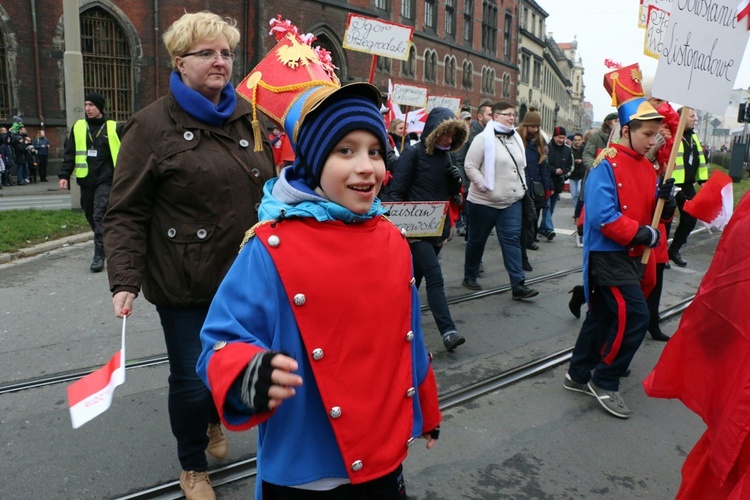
[
  {"xmin": 250, "ymin": 83, "xmax": 263, "ymax": 152},
  {"xmin": 609, "ymin": 72, "xmax": 619, "ymax": 107}
]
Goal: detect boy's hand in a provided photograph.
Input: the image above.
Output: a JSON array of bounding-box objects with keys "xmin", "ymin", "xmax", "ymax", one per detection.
[
  {"xmin": 658, "ymin": 178, "xmax": 676, "ymax": 200},
  {"xmin": 421, "ymin": 425, "xmax": 440, "ymax": 449},
  {"xmin": 630, "ymin": 226, "xmax": 660, "ymax": 248},
  {"xmin": 241, "ymin": 352, "xmax": 303, "ymax": 412}
]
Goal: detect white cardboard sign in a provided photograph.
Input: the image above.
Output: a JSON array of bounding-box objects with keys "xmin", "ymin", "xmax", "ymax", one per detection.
[
  {"xmin": 651, "ymin": 0, "xmax": 750, "ymax": 114},
  {"xmin": 426, "ymin": 96, "xmax": 463, "ymax": 115},
  {"xmin": 343, "ymin": 14, "xmax": 414, "ymax": 61},
  {"xmin": 391, "ymin": 83, "xmax": 429, "ymax": 107},
  {"xmin": 380, "ymin": 201, "xmax": 449, "ymax": 238}
]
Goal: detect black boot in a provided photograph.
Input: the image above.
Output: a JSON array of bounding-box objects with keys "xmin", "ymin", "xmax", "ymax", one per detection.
[
  {"xmin": 568, "ymin": 285, "xmax": 586, "ymax": 319},
  {"xmin": 90, "ymin": 243, "xmax": 105, "ymax": 273}
]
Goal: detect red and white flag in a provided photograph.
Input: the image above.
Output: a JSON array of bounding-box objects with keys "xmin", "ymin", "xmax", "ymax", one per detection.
[
  {"xmin": 385, "ymin": 79, "xmax": 404, "ymax": 129},
  {"xmin": 683, "ymin": 170, "xmax": 734, "ymax": 231},
  {"xmin": 404, "ymin": 107, "xmax": 427, "ymax": 135},
  {"xmin": 67, "ymin": 316, "xmax": 127, "ymax": 429},
  {"xmin": 739, "ymin": 0, "xmax": 750, "ymax": 29},
  {"xmin": 739, "ymin": 0, "xmax": 750, "ymax": 20}
]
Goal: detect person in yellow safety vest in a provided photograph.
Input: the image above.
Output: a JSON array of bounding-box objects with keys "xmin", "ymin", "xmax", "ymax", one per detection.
[
  {"xmin": 58, "ymin": 92, "xmax": 121, "ymax": 272},
  {"xmin": 667, "ymin": 107, "xmax": 707, "ymax": 268}
]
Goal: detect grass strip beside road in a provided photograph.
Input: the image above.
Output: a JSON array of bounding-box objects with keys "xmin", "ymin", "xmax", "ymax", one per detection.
[{"xmin": 0, "ymin": 209, "xmax": 90, "ymax": 253}]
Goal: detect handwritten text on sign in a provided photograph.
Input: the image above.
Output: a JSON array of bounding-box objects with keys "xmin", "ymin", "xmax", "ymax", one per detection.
[
  {"xmin": 652, "ymin": 0, "xmax": 750, "ymax": 114},
  {"xmin": 343, "ymin": 14, "xmax": 413, "ymax": 61},
  {"xmin": 381, "ymin": 201, "xmax": 448, "ymax": 238},
  {"xmin": 427, "ymin": 96, "xmax": 463, "ymax": 115},
  {"xmin": 639, "ymin": 0, "xmax": 673, "ymax": 28},
  {"xmin": 644, "ymin": 5, "xmax": 670, "ymax": 59},
  {"xmin": 391, "ymin": 83, "xmax": 429, "ymax": 107}
]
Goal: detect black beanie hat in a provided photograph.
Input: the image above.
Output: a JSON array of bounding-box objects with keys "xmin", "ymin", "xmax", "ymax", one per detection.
[
  {"xmin": 85, "ymin": 92, "xmax": 106, "ymax": 113},
  {"xmin": 553, "ymin": 126, "xmax": 567, "ymax": 137}
]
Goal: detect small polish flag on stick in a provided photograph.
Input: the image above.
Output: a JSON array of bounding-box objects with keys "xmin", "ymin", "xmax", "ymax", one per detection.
[
  {"xmin": 683, "ymin": 170, "xmax": 734, "ymax": 232},
  {"xmin": 67, "ymin": 313, "xmax": 127, "ymax": 429}
]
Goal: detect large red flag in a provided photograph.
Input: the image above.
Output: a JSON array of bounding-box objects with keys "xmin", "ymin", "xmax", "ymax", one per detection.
[{"xmin": 643, "ymin": 192, "xmax": 750, "ymax": 498}]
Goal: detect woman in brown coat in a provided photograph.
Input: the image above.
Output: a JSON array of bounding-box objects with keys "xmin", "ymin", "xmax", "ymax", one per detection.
[{"xmin": 102, "ymin": 11, "xmax": 275, "ymax": 499}]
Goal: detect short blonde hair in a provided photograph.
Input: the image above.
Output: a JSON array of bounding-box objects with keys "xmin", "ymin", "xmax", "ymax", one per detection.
[
  {"xmin": 163, "ymin": 12, "xmax": 240, "ymax": 70},
  {"xmin": 388, "ymin": 119, "xmax": 405, "ymax": 135}
]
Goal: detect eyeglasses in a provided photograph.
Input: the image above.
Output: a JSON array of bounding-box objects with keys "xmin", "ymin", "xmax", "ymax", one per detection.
[
  {"xmin": 181, "ymin": 50, "xmax": 236, "ymax": 63},
  {"xmin": 495, "ymin": 112, "xmax": 517, "ymax": 117}
]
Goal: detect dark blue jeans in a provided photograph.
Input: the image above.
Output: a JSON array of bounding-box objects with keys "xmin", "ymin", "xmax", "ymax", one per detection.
[
  {"xmin": 568, "ymin": 283, "xmax": 649, "ymax": 391},
  {"xmin": 464, "ymin": 200, "xmax": 524, "ymax": 287},
  {"xmin": 409, "ymin": 240, "xmax": 456, "ymax": 337},
  {"xmin": 157, "ymin": 305, "xmax": 220, "ymax": 472}
]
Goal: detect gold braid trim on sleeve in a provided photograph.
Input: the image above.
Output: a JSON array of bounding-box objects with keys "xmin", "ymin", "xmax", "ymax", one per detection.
[
  {"xmin": 239, "ymin": 220, "xmax": 273, "ymax": 252},
  {"xmin": 592, "ymin": 147, "xmax": 618, "ymax": 168}
]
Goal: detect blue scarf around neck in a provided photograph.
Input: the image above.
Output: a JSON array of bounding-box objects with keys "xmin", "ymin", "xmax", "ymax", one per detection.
[{"xmin": 170, "ymin": 71, "xmax": 237, "ymax": 126}]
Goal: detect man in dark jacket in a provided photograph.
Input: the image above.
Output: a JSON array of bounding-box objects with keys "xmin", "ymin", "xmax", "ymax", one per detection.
[
  {"xmin": 58, "ymin": 92, "xmax": 121, "ymax": 272},
  {"xmin": 540, "ymin": 126, "xmax": 573, "ymax": 237}
]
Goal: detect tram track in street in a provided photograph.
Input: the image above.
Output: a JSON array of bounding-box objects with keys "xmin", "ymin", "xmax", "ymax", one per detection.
[{"xmin": 0, "ymin": 265, "xmax": 695, "ymax": 396}]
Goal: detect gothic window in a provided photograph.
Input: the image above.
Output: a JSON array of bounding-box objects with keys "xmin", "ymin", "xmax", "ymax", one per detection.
[
  {"xmin": 80, "ymin": 7, "xmax": 133, "ymax": 123},
  {"xmin": 444, "ymin": 55, "xmax": 456, "ymax": 86},
  {"xmin": 402, "ymin": 45, "xmax": 416, "ymax": 77},
  {"xmin": 424, "ymin": 50, "xmax": 438, "ymax": 82},
  {"xmin": 462, "ymin": 60, "xmax": 473, "ymax": 90}
]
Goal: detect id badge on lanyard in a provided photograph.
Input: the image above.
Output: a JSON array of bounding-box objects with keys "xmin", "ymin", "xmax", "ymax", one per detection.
[{"xmin": 87, "ymin": 149, "xmax": 98, "ymax": 158}]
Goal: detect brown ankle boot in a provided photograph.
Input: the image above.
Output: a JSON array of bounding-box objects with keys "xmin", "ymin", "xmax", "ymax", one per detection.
[
  {"xmin": 206, "ymin": 423, "xmax": 228, "ymax": 459},
  {"xmin": 180, "ymin": 471, "xmax": 216, "ymax": 500}
]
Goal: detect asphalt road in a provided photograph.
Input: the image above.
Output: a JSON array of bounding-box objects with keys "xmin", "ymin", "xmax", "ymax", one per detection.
[{"xmin": 0, "ymin": 193, "xmax": 716, "ymax": 499}]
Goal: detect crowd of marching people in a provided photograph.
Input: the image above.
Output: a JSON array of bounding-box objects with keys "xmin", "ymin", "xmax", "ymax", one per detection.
[{"xmin": 9, "ymin": 9, "xmax": 717, "ymax": 499}]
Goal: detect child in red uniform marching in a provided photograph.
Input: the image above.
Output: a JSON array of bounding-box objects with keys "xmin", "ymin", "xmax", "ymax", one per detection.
[
  {"xmin": 196, "ymin": 19, "xmax": 441, "ymax": 499},
  {"xmin": 563, "ymin": 63, "xmax": 677, "ymax": 419}
]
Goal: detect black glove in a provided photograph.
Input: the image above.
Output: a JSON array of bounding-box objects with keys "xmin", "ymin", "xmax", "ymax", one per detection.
[
  {"xmin": 657, "ymin": 178, "xmax": 676, "ymax": 201},
  {"xmin": 661, "ymin": 196, "xmax": 677, "ymax": 221},
  {"xmin": 239, "ymin": 351, "xmax": 277, "ymax": 412},
  {"xmin": 426, "ymin": 425, "xmax": 440, "ymax": 440},
  {"xmin": 630, "ymin": 225, "xmax": 660, "ymax": 248},
  {"xmin": 447, "ymin": 165, "xmax": 463, "ymax": 195}
]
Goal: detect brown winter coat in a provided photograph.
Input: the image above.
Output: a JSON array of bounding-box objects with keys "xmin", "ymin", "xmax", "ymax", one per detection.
[{"xmin": 103, "ymin": 91, "xmax": 275, "ymax": 307}]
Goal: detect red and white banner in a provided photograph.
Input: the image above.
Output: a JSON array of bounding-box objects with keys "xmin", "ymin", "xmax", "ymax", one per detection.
[
  {"xmin": 67, "ymin": 316, "xmax": 127, "ymax": 428},
  {"xmin": 683, "ymin": 170, "xmax": 734, "ymax": 231},
  {"xmin": 739, "ymin": 0, "xmax": 750, "ymax": 21}
]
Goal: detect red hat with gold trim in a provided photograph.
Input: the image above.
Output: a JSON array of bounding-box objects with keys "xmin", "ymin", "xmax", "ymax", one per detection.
[
  {"xmin": 237, "ymin": 16, "xmax": 381, "ymax": 151},
  {"xmin": 603, "ymin": 62, "xmax": 662, "ymax": 125}
]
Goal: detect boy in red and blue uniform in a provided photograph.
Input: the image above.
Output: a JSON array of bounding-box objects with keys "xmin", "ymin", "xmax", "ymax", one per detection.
[
  {"xmin": 196, "ymin": 19, "xmax": 440, "ymax": 499},
  {"xmin": 563, "ymin": 63, "xmax": 676, "ymax": 419}
]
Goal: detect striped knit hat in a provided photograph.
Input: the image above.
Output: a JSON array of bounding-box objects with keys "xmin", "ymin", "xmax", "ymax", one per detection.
[{"xmin": 292, "ymin": 88, "xmax": 388, "ymax": 189}]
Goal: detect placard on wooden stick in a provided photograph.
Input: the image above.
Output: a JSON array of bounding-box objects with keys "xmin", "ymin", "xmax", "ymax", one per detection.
[
  {"xmin": 343, "ymin": 14, "xmax": 413, "ymax": 61},
  {"xmin": 426, "ymin": 95, "xmax": 463, "ymax": 115},
  {"xmin": 380, "ymin": 201, "xmax": 449, "ymax": 238},
  {"xmin": 391, "ymin": 83, "xmax": 428, "ymax": 108}
]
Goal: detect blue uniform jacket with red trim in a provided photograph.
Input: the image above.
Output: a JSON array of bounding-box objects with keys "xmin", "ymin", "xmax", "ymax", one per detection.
[
  {"xmin": 582, "ymin": 143, "xmax": 660, "ymax": 300},
  {"xmin": 197, "ymin": 176, "xmax": 441, "ymax": 498}
]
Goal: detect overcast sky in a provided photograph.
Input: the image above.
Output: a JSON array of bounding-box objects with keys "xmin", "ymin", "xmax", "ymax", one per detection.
[{"xmin": 540, "ymin": 0, "xmax": 750, "ymax": 121}]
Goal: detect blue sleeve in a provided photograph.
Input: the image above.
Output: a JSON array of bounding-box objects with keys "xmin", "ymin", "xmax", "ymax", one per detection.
[
  {"xmin": 197, "ymin": 238, "xmax": 281, "ymax": 388},
  {"xmin": 583, "ymin": 162, "xmax": 620, "ymax": 228}
]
